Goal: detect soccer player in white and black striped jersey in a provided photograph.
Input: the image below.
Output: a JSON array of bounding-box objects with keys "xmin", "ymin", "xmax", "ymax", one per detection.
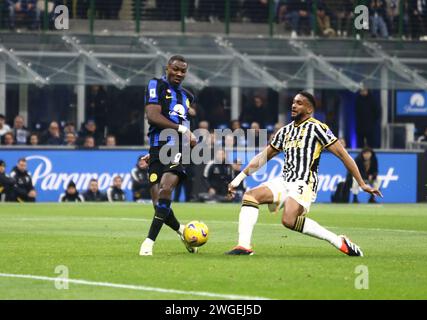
[{"xmin": 226, "ymin": 91, "xmax": 383, "ymax": 256}]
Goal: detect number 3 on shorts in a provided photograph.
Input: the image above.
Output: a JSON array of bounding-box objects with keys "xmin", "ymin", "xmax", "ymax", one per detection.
[{"xmin": 298, "ymin": 185, "xmax": 304, "ymax": 195}]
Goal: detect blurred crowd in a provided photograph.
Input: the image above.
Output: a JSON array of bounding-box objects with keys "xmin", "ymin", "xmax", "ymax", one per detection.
[{"xmin": 2, "ymin": 0, "xmax": 426, "ymax": 40}]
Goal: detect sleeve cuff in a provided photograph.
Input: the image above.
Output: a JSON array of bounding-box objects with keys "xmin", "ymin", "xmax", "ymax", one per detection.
[
  {"xmin": 270, "ymin": 143, "xmax": 281, "ymax": 151},
  {"xmin": 324, "ymin": 138, "xmax": 338, "ymax": 148}
]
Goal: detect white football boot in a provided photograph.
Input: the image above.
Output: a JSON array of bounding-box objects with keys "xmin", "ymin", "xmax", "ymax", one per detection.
[{"xmin": 139, "ymin": 238, "xmax": 154, "ymax": 256}]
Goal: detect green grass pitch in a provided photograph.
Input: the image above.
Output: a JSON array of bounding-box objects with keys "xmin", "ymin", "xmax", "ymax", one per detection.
[{"xmin": 0, "ymin": 203, "xmax": 426, "ymax": 300}]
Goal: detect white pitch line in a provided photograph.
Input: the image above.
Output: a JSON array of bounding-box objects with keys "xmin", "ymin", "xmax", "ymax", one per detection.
[
  {"xmin": 0, "ymin": 273, "xmax": 271, "ymax": 300},
  {"xmin": 3, "ymin": 216, "xmax": 427, "ymax": 234},
  {"xmin": 0, "ymin": 217, "xmax": 427, "ymax": 234}
]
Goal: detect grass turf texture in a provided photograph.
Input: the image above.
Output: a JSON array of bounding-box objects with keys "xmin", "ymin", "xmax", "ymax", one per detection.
[{"xmin": 0, "ymin": 203, "xmax": 426, "ymax": 299}]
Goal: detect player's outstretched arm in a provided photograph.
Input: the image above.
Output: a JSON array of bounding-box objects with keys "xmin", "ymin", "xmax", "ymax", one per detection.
[
  {"xmin": 227, "ymin": 145, "xmax": 279, "ymax": 197},
  {"xmin": 327, "ymin": 141, "xmax": 383, "ymax": 198}
]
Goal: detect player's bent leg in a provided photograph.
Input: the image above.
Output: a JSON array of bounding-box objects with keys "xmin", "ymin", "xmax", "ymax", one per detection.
[
  {"xmin": 282, "ymin": 197, "xmax": 364, "ymax": 257},
  {"xmin": 226, "ymin": 186, "xmax": 274, "ymax": 256}
]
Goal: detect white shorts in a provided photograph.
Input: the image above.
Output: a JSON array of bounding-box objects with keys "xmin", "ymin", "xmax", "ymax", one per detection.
[{"xmin": 261, "ymin": 176, "xmax": 316, "ymax": 214}]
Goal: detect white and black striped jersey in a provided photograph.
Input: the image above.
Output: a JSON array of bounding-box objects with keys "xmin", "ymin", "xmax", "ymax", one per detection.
[{"xmin": 270, "ymin": 117, "xmax": 338, "ymax": 191}]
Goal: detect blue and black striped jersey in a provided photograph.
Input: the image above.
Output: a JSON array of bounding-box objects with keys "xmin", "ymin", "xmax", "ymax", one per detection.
[{"xmin": 144, "ymin": 76, "xmax": 194, "ymax": 147}]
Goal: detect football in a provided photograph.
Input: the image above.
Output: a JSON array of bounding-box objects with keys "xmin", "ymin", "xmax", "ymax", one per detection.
[{"xmin": 184, "ymin": 221, "xmax": 209, "ymax": 247}]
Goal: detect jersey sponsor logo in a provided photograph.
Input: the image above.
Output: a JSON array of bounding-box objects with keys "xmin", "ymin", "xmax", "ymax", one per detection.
[
  {"xmin": 169, "ymin": 104, "xmax": 186, "ymax": 119},
  {"xmin": 24, "ymin": 155, "xmax": 132, "ymax": 192}
]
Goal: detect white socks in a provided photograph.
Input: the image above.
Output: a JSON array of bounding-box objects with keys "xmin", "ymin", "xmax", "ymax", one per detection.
[
  {"xmin": 238, "ymin": 206, "xmax": 259, "ymax": 249},
  {"xmin": 236, "ymin": 205, "xmax": 342, "ymax": 250},
  {"xmin": 301, "ymin": 217, "xmax": 342, "ymax": 249}
]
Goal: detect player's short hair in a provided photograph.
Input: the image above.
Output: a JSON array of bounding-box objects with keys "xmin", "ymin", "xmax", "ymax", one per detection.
[
  {"xmin": 89, "ymin": 178, "xmax": 98, "ymax": 184},
  {"xmin": 18, "ymin": 158, "xmax": 26, "ymax": 163},
  {"xmin": 168, "ymin": 55, "xmax": 187, "ymax": 65},
  {"xmin": 297, "ymin": 91, "xmax": 316, "ymax": 109}
]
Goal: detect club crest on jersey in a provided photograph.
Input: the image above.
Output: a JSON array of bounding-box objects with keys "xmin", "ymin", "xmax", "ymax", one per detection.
[{"xmin": 169, "ymin": 104, "xmax": 186, "ymax": 119}]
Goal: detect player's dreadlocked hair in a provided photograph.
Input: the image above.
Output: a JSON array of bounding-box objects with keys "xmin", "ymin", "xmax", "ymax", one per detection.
[
  {"xmin": 297, "ymin": 91, "xmax": 316, "ymax": 109},
  {"xmin": 168, "ymin": 55, "xmax": 187, "ymax": 65}
]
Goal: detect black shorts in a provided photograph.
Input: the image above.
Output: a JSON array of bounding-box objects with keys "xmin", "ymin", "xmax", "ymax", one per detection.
[{"xmin": 148, "ymin": 147, "xmax": 187, "ymax": 186}]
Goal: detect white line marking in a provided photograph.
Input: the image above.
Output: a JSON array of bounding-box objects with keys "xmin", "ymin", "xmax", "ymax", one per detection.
[
  {"xmin": 4, "ymin": 216, "xmax": 427, "ymax": 234},
  {"xmin": 0, "ymin": 273, "xmax": 271, "ymax": 300}
]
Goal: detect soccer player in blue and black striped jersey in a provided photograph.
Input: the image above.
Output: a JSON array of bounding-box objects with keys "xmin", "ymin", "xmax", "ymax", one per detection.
[{"xmin": 139, "ymin": 55, "xmax": 197, "ymax": 256}]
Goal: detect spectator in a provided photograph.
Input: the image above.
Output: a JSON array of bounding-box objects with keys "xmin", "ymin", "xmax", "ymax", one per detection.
[
  {"xmin": 351, "ymin": 147, "xmax": 380, "ymax": 203},
  {"xmin": 59, "ymin": 180, "xmax": 84, "ymax": 202},
  {"xmin": 63, "ymin": 122, "xmax": 77, "ymax": 135},
  {"xmin": 316, "ymin": 1, "xmax": 336, "ymax": 37},
  {"xmin": 12, "ymin": 115, "xmax": 29, "ymax": 145},
  {"xmin": 83, "ymin": 179, "xmax": 107, "ymax": 202},
  {"xmin": 105, "ymin": 134, "xmax": 116, "ymax": 147},
  {"xmin": 83, "ymin": 136, "xmax": 96, "ymax": 149},
  {"xmin": 355, "ymin": 87, "xmax": 381, "ymax": 148},
  {"xmin": 107, "ymin": 176, "xmax": 126, "ymax": 202},
  {"xmin": 409, "ymin": 0, "xmax": 427, "ymax": 39},
  {"xmin": 28, "ymin": 132, "xmax": 39, "ymax": 146},
  {"xmin": 77, "ymin": 120, "xmax": 103, "ymax": 146},
  {"xmin": 0, "ymin": 160, "xmax": 16, "ymax": 202},
  {"xmin": 370, "ymin": 0, "xmax": 389, "ymax": 38},
  {"xmin": 202, "ymin": 149, "xmax": 234, "ymax": 202},
  {"xmin": 41, "ymin": 121, "xmax": 62, "ymax": 145},
  {"xmin": 64, "ymin": 132, "xmax": 77, "ymax": 146},
  {"xmin": 326, "ymin": 0, "xmax": 354, "ymax": 37},
  {"xmin": 2, "ymin": 132, "xmax": 15, "ymax": 146},
  {"xmin": 0, "ymin": 114, "xmax": 11, "ymax": 137},
  {"xmin": 385, "ymin": 0, "xmax": 399, "ymax": 36},
  {"xmin": 131, "ymin": 155, "xmax": 151, "ymax": 202},
  {"xmin": 230, "ymin": 119, "xmax": 241, "ymax": 131},
  {"xmin": 417, "ymin": 127, "xmax": 427, "ymax": 142},
  {"xmin": 278, "ymin": 0, "xmax": 313, "ymax": 38},
  {"xmin": 7, "ymin": 0, "xmax": 40, "ymax": 30},
  {"xmin": 239, "ymin": 95, "xmax": 269, "ymax": 128},
  {"xmin": 10, "ymin": 158, "xmax": 36, "ymax": 202}
]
